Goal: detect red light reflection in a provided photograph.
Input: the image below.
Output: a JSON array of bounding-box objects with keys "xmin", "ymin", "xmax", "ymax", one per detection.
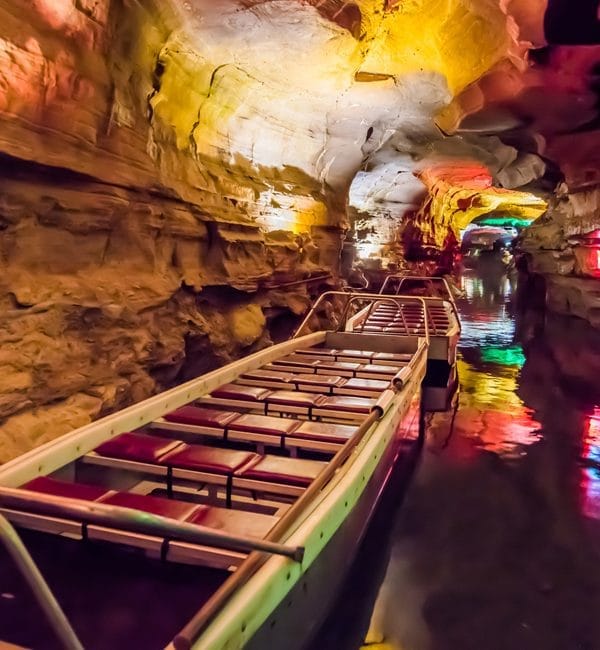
[{"xmin": 580, "ymin": 408, "xmax": 600, "ymax": 520}]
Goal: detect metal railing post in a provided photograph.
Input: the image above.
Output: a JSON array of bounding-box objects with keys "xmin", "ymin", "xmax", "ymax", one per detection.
[{"xmin": 0, "ymin": 514, "xmax": 83, "ymax": 650}]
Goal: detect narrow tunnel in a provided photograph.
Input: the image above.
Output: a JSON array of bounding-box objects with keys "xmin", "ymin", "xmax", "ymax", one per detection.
[{"xmin": 0, "ymin": 1, "xmax": 599, "ymax": 649}]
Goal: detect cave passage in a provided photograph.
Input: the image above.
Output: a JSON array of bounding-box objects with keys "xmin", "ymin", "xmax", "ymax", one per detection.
[
  {"xmin": 0, "ymin": 1, "xmax": 599, "ymax": 648},
  {"xmin": 313, "ymin": 265, "xmax": 600, "ymax": 650}
]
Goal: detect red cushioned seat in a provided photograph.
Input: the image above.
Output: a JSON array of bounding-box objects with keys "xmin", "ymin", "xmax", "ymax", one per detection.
[
  {"xmin": 95, "ymin": 432, "xmax": 182, "ymax": 463},
  {"xmin": 266, "ymin": 391, "xmax": 326, "ymax": 408},
  {"xmin": 187, "ymin": 507, "xmax": 275, "ymax": 538},
  {"xmin": 372, "ymin": 352, "xmax": 412, "ymax": 362},
  {"xmin": 236, "ymin": 456, "xmax": 325, "ymax": 487},
  {"xmin": 228, "ymin": 414, "xmax": 300, "ymax": 436},
  {"xmin": 332, "ymin": 349, "xmax": 374, "ymax": 359},
  {"xmin": 164, "ymin": 406, "xmax": 239, "ymax": 428},
  {"xmin": 160, "ymin": 445, "xmax": 257, "ymax": 474},
  {"xmin": 292, "ymin": 421, "xmax": 356, "ymax": 444},
  {"xmin": 274, "ymin": 354, "xmax": 319, "ymax": 367},
  {"xmin": 22, "ymin": 476, "xmax": 112, "ymax": 502},
  {"xmin": 292, "ymin": 373, "xmax": 345, "ymax": 387},
  {"xmin": 211, "ymin": 384, "xmax": 271, "ymax": 402},
  {"xmin": 314, "ymin": 360, "xmax": 361, "ymax": 371},
  {"xmin": 357, "ymin": 364, "xmax": 396, "ymax": 376},
  {"xmin": 241, "ymin": 369, "xmax": 293, "ymax": 383},
  {"xmin": 262, "ymin": 362, "xmax": 317, "ymax": 375},
  {"xmin": 298, "ymin": 348, "xmax": 335, "ymax": 357},
  {"xmin": 320, "ymin": 395, "xmax": 375, "ymax": 413},
  {"xmin": 102, "ymin": 492, "xmax": 201, "ymax": 521},
  {"xmin": 342, "ymin": 377, "xmax": 389, "ymax": 392}
]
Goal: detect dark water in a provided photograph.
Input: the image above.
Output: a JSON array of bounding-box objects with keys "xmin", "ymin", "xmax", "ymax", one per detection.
[{"xmin": 314, "ymin": 267, "xmax": 600, "ymax": 650}]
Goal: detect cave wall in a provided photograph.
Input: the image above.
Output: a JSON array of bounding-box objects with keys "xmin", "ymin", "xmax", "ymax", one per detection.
[
  {"xmin": 0, "ymin": 0, "xmax": 342, "ymax": 462},
  {"xmin": 519, "ymin": 184, "xmax": 600, "ymax": 327}
]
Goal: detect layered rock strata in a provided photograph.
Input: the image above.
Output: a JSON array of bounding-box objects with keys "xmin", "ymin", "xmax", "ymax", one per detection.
[{"xmin": 519, "ymin": 185, "xmax": 600, "ymax": 328}]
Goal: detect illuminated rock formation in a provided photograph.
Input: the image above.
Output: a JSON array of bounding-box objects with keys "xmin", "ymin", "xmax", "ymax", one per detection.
[{"xmin": 0, "ymin": 0, "xmax": 597, "ymax": 458}]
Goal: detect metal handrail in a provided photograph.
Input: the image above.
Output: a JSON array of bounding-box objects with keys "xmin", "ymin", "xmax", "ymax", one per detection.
[
  {"xmin": 292, "ymin": 291, "xmax": 430, "ymax": 343},
  {"xmin": 260, "ymin": 273, "xmax": 332, "ymax": 291},
  {"xmin": 379, "ymin": 275, "xmax": 462, "ymax": 335},
  {"xmin": 0, "ymin": 488, "xmax": 304, "ymax": 562},
  {"xmin": 172, "ymin": 387, "xmax": 403, "ymax": 649},
  {"xmin": 0, "ymin": 514, "xmax": 84, "ymax": 650}
]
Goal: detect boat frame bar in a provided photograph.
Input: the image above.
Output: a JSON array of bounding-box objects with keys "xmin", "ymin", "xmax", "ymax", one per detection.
[
  {"xmin": 0, "ymin": 488, "xmax": 304, "ymax": 561},
  {"xmin": 0, "ymin": 514, "xmax": 84, "ymax": 650}
]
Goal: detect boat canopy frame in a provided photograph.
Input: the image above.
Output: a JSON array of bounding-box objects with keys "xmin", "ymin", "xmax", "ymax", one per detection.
[
  {"xmin": 379, "ymin": 276, "xmax": 461, "ymax": 335},
  {"xmin": 293, "ymin": 291, "xmax": 430, "ymax": 342}
]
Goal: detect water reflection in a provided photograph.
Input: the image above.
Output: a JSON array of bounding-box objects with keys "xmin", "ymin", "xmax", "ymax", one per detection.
[
  {"xmin": 313, "ymin": 266, "xmax": 600, "ymax": 650},
  {"xmin": 429, "ymin": 270, "xmax": 540, "ymax": 459},
  {"xmin": 581, "ymin": 409, "xmax": 600, "ymax": 521}
]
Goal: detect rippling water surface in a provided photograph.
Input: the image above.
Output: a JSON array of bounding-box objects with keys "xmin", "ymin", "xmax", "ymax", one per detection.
[{"xmin": 313, "ymin": 268, "xmax": 600, "ymax": 650}]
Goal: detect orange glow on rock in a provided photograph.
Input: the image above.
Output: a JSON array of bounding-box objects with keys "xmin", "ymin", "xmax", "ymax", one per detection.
[{"xmin": 410, "ymin": 162, "xmax": 547, "ymax": 250}]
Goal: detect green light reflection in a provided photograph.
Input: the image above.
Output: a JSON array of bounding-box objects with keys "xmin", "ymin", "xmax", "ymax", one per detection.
[{"xmin": 480, "ymin": 345, "xmax": 526, "ymax": 368}]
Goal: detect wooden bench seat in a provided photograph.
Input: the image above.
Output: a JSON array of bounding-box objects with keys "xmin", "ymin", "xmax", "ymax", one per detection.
[
  {"xmin": 89, "ymin": 432, "xmax": 319, "ymax": 501},
  {"xmin": 14, "ymin": 477, "xmax": 278, "ymax": 567}
]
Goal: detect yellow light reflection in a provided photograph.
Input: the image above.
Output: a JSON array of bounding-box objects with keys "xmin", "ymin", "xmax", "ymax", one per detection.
[
  {"xmin": 357, "ymin": 0, "xmax": 517, "ymax": 96},
  {"xmin": 430, "ymin": 359, "xmax": 541, "ymax": 457},
  {"xmin": 252, "ymin": 190, "xmax": 328, "ymax": 234}
]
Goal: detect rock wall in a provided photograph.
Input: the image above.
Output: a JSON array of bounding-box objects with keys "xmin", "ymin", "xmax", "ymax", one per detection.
[
  {"xmin": 519, "ymin": 184, "xmax": 600, "ymax": 328},
  {"xmin": 0, "ymin": 155, "xmax": 337, "ymax": 461},
  {"xmin": 0, "ymin": 0, "xmax": 342, "ymax": 462}
]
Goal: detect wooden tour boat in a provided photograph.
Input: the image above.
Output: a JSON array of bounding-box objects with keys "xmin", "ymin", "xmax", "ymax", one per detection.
[
  {"xmin": 0, "ymin": 292, "xmax": 429, "ymax": 650},
  {"xmin": 346, "ymin": 276, "xmax": 461, "ymax": 411}
]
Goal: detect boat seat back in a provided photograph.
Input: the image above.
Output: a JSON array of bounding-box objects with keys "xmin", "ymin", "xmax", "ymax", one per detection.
[
  {"xmin": 22, "ymin": 476, "xmax": 113, "ymax": 502},
  {"xmin": 95, "ymin": 432, "xmax": 183, "ymax": 464},
  {"xmin": 235, "ymin": 456, "xmax": 325, "ymax": 488},
  {"xmin": 11, "ymin": 478, "xmax": 278, "ymax": 566},
  {"xmin": 325, "ymin": 331, "xmax": 421, "ymax": 353}
]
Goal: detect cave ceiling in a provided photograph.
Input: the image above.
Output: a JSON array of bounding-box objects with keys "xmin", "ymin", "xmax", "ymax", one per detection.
[
  {"xmin": 1, "ymin": 0, "xmax": 597, "ymax": 236},
  {"xmin": 169, "ymin": 0, "xmax": 599, "ymax": 241}
]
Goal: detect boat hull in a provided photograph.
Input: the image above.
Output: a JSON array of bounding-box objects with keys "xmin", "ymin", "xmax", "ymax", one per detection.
[
  {"xmin": 188, "ymin": 352, "xmax": 426, "ymax": 650},
  {"xmin": 246, "ymin": 391, "xmax": 421, "ymax": 650}
]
